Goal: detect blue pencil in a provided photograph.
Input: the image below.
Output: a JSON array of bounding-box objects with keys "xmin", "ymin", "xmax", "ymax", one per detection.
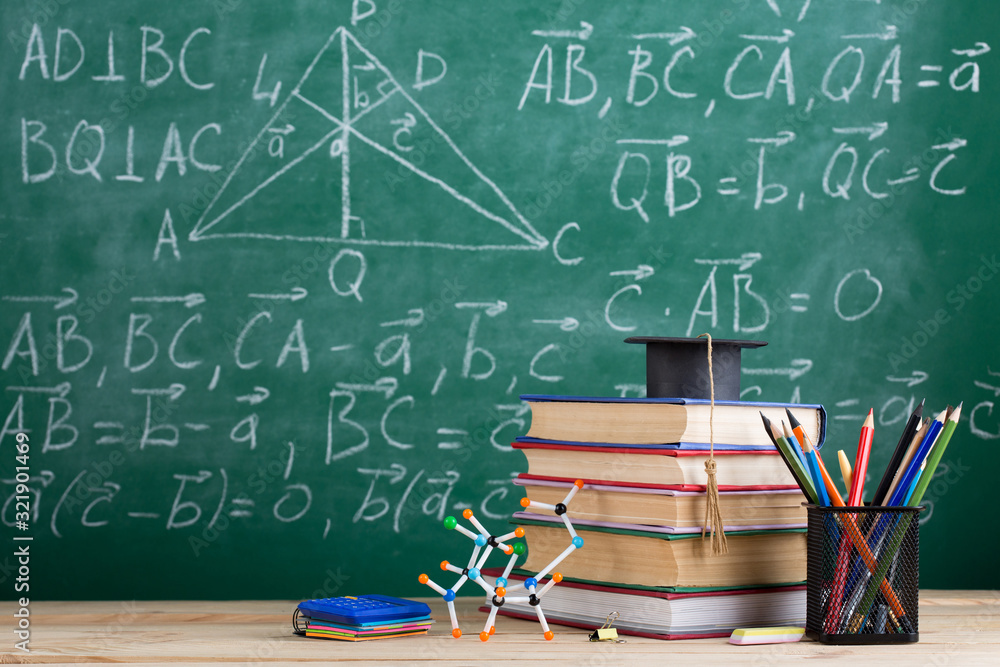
[
  {"xmin": 781, "ymin": 421, "xmax": 810, "ymax": 474},
  {"xmin": 798, "ymin": 435, "xmax": 830, "ymax": 506},
  {"xmin": 886, "ymin": 409, "xmax": 946, "ymax": 507},
  {"xmin": 903, "ymin": 464, "xmax": 924, "ymax": 505}
]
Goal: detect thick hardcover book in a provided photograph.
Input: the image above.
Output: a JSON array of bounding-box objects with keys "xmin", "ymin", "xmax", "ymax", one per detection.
[
  {"xmin": 521, "ymin": 395, "xmax": 826, "ymax": 448},
  {"xmin": 517, "ymin": 436, "xmax": 776, "ymax": 451},
  {"xmin": 513, "ymin": 444, "xmax": 797, "ymax": 488},
  {"xmin": 480, "ymin": 570, "xmax": 805, "ymax": 639},
  {"xmin": 514, "ymin": 477, "xmax": 806, "ymax": 530},
  {"xmin": 518, "ymin": 518, "xmax": 806, "ymax": 588}
]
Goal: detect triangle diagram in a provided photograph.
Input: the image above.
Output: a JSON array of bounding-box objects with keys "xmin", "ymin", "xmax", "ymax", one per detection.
[{"xmin": 189, "ymin": 27, "xmax": 548, "ymax": 251}]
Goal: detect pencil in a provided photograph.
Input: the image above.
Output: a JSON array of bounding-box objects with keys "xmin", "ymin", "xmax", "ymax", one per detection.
[
  {"xmin": 884, "ymin": 418, "xmax": 929, "ymax": 503},
  {"xmin": 759, "ymin": 411, "xmax": 778, "ymax": 447},
  {"xmin": 802, "ymin": 438, "xmax": 830, "ymax": 506},
  {"xmin": 848, "ymin": 409, "xmax": 874, "ymax": 506},
  {"xmin": 871, "ymin": 399, "xmax": 924, "ymax": 506},
  {"xmin": 786, "ymin": 408, "xmax": 844, "ymax": 506},
  {"xmin": 908, "ymin": 403, "xmax": 962, "ymax": 506},
  {"xmin": 780, "ymin": 420, "xmax": 809, "ymax": 472},
  {"xmin": 886, "ymin": 409, "xmax": 947, "ymax": 507},
  {"xmin": 764, "ymin": 415, "xmax": 817, "ymax": 503},
  {"xmin": 837, "ymin": 450, "xmax": 853, "ymax": 497},
  {"xmin": 761, "ymin": 412, "xmax": 805, "ymax": 497},
  {"xmin": 760, "ymin": 412, "xmax": 808, "ymax": 498}
]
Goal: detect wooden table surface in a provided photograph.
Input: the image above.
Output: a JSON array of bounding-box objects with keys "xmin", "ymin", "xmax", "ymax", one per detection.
[{"xmin": 2, "ymin": 592, "xmax": 998, "ymax": 665}]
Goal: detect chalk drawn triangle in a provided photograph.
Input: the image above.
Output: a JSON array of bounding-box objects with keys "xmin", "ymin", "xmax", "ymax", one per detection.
[{"xmin": 189, "ymin": 27, "xmax": 547, "ymax": 251}]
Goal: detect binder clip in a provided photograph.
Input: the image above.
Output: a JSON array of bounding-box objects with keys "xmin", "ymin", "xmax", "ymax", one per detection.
[{"xmin": 589, "ymin": 611, "xmax": 625, "ymax": 643}]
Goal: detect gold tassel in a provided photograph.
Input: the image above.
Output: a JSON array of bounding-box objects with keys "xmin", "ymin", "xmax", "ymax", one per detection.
[{"xmin": 698, "ymin": 333, "xmax": 728, "ymax": 555}]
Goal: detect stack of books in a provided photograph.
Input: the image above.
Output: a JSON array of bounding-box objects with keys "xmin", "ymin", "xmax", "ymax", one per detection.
[{"xmin": 490, "ymin": 394, "xmax": 827, "ymax": 639}]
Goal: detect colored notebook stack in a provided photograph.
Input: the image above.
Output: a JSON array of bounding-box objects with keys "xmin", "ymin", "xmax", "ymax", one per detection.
[
  {"xmin": 490, "ymin": 391, "xmax": 827, "ymax": 639},
  {"xmin": 294, "ymin": 595, "xmax": 433, "ymax": 642}
]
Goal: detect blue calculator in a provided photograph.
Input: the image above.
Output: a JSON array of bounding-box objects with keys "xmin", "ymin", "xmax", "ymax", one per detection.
[{"xmin": 296, "ymin": 595, "xmax": 431, "ymax": 625}]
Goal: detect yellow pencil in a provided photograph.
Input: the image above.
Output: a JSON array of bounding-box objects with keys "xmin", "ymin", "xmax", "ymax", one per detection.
[{"xmin": 837, "ymin": 450, "xmax": 853, "ymax": 498}]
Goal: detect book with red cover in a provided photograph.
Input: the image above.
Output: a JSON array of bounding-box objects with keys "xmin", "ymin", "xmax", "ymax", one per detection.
[
  {"xmin": 513, "ymin": 442, "xmax": 797, "ymax": 489},
  {"xmin": 513, "ymin": 477, "xmax": 806, "ymax": 531}
]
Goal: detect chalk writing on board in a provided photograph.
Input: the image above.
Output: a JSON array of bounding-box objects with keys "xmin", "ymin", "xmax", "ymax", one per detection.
[
  {"xmin": 188, "ymin": 27, "xmax": 548, "ymax": 251},
  {"xmin": 2, "ymin": 0, "xmax": 996, "ymax": 599}
]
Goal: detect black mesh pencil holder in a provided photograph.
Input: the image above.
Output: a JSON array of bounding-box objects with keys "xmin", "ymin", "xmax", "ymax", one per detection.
[{"xmin": 805, "ymin": 504, "xmax": 923, "ymax": 645}]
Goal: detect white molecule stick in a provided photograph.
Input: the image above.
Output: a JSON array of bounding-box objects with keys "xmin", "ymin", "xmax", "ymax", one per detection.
[
  {"xmin": 536, "ymin": 573, "xmax": 563, "ymax": 598},
  {"xmin": 535, "ymin": 605, "xmax": 552, "ymax": 639},
  {"xmin": 560, "ymin": 481, "xmax": 583, "ymax": 506},
  {"xmin": 533, "ymin": 542, "xmax": 580, "ymax": 582},
  {"xmin": 445, "ymin": 599, "xmax": 460, "ymax": 637},
  {"xmin": 481, "ymin": 603, "xmax": 500, "ymax": 641},
  {"xmin": 419, "ymin": 482, "xmax": 585, "ymax": 642}
]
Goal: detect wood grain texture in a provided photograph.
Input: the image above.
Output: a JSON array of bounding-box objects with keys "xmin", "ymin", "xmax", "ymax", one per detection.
[{"xmin": 1, "ymin": 593, "xmax": 998, "ymax": 664}]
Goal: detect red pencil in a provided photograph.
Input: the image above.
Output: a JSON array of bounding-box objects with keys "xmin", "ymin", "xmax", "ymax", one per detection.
[{"xmin": 848, "ymin": 409, "xmax": 874, "ymax": 506}]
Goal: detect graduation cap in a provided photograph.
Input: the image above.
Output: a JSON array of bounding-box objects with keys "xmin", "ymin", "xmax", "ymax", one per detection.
[{"xmin": 625, "ymin": 336, "xmax": 767, "ymax": 401}]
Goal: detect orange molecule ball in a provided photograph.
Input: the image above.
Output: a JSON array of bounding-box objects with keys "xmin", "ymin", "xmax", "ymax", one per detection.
[
  {"xmin": 479, "ymin": 631, "xmax": 490, "ymax": 642},
  {"xmin": 489, "ymin": 625, "xmax": 496, "ymax": 635},
  {"xmin": 574, "ymin": 479, "xmax": 585, "ymax": 488},
  {"xmin": 495, "ymin": 587, "xmax": 507, "ymax": 597},
  {"xmin": 520, "ymin": 497, "xmax": 531, "ymax": 507},
  {"xmin": 418, "ymin": 574, "xmax": 428, "ymax": 584},
  {"xmin": 552, "ymin": 572, "xmax": 563, "ymax": 583},
  {"xmin": 440, "ymin": 560, "xmax": 449, "ymax": 570},
  {"xmin": 463, "ymin": 508, "xmax": 474, "ymax": 519},
  {"xmin": 502, "ymin": 545, "xmax": 513, "ymax": 555},
  {"xmin": 544, "ymin": 630, "xmax": 554, "ymax": 640},
  {"xmin": 514, "ymin": 527, "xmax": 525, "ymax": 538},
  {"xmin": 451, "ymin": 628, "xmax": 462, "ymax": 639}
]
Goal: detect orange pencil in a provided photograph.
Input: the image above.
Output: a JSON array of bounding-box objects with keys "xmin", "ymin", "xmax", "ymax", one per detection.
[
  {"xmin": 847, "ymin": 409, "xmax": 874, "ymax": 506},
  {"xmin": 785, "ymin": 408, "xmax": 844, "ymax": 506}
]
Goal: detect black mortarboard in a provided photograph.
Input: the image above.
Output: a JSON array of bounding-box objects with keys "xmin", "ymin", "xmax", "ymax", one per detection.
[{"xmin": 625, "ymin": 336, "xmax": 767, "ymax": 401}]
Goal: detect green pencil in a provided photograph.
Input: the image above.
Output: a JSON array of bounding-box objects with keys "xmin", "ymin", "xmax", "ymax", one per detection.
[
  {"xmin": 765, "ymin": 417, "xmax": 817, "ymax": 504},
  {"xmin": 908, "ymin": 403, "xmax": 962, "ymax": 507}
]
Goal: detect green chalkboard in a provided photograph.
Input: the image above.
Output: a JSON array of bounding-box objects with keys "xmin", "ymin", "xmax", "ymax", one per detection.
[{"xmin": 1, "ymin": 0, "xmax": 998, "ymax": 600}]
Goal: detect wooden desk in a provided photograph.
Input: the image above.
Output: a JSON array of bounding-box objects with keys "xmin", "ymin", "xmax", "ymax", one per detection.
[{"xmin": 4, "ymin": 592, "xmax": 998, "ymax": 664}]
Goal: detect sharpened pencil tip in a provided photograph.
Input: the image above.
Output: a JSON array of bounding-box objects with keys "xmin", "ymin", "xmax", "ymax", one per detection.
[
  {"xmin": 785, "ymin": 407, "xmax": 802, "ymax": 430},
  {"xmin": 760, "ymin": 412, "xmax": 778, "ymax": 446},
  {"xmin": 862, "ymin": 410, "xmax": 874, "ymax": 428},
  {"xmin": 949, "ymin": 402, "xmax": 963, "ymax": 421}
]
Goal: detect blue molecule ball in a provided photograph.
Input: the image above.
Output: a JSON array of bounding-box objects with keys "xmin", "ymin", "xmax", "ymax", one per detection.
[
  {"xmin": 443, "ymin": 589, "xmax": 456, "ymax": 602},
  {"xmin": 468, "ymin": 567, "xmax": 481, "ymax": 580},
  {"xmin": 475, "ymin": 534, "xmax": 487, "ymax": 547},
  {"xmin": 572, "ymin": 536, "xmax": 584, "ymax": 548},
  {"xmin": 524, "ymin": 577, "xmax": 538, "ymax": 589},
  {"xmin": 495, "ymin": 577, "xmax": 507, "ymax": 588}
]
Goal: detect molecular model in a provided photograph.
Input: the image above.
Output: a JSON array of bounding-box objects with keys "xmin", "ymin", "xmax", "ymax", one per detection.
[{"xmin": 418, "ymin": 479, "xmax": 585, "ymax": 641}]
